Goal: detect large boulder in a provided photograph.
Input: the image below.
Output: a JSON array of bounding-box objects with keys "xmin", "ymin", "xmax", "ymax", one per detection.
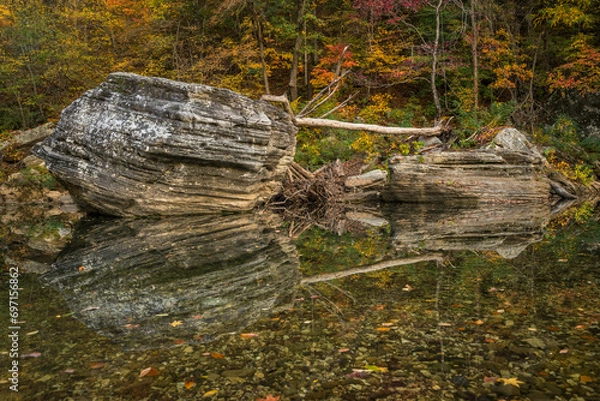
[
  {"xmin": 33, "ymin": 72, "xmax": 297, "ymax": 216},
  {"xmin": 383, "ymin": 129, "xmax": 552, "ymax": 204}
]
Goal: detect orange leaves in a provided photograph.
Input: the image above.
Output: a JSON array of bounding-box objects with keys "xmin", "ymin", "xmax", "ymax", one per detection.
[
  {"xmin": 257, "ymin": 395, "xmax": 280, "ymax": 401},
  {"xmin": 139, "ymin": 367, "xmax": 159, "ymax": 378},
  {"xmin": 184, "ymin": 380, "xmax": 196, "ymax": 389},
  {"xmin": 210, "ymin": 352, "xmax": 225, "ymax": 359},
  {"xmin": 548, "ymin": 37, "xmax": 600, "ymax": 95},
  {"xmin": 240, "ymin": 333, "xmax": 260, "ymax": 339},
  {"xmin": 310, "ymin": 44, "xmax": 358, "ymax": 88}
]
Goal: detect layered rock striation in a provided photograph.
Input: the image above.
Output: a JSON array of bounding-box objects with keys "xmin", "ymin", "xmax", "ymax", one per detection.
[{"xmin": 33, "ymin": 72, "xmax": 297, "ymax": 216}]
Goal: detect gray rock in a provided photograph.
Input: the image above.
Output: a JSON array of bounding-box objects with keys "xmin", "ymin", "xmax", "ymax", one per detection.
[
  {"xmin": 33, "ymin": 72, "xmax": 297, "ymax": 216},
  {"xmin": 0, "ymin": 122, "xmax": 55, "ymax": 153},
  {"xmin": 42, "ymin": 212, "xmax": 300, "ymax": 350}
]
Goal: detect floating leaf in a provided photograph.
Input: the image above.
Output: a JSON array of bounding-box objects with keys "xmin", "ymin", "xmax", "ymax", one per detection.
[
  {"xmin": 26, "ymin": 330, "xmax": 39, "ymax": 336},
  {"xmin": 184, "ymin": 380, "xmax": 196, "ymax": 389},
  {"xmin": 365, "ymin": 365, "xmax": 388, "ymax": 372},
  {"xmin": 203, "ymin": 389, "xmax": 218, "ymax": 397},
  {"xmin": 63, "ymin": 369, "xmax": 75, "ymax": 374},
  {"xmin": 474, "ymin": 319, "xmax": 485, "ymax": 325},
  {"xmin": 257, "ymin": 395, "xmax": 280, "ymax": 401},
  {"xmin": 575, "ymin": 324, "xmax": 585, "ymax": 330},
  {"xmin": 139, "ymin": 367, "xmax": 159, "ymax": 378},
  {"xmin": 483, "ymin": 376, "xmax": 498, "ymax": 383},
  {"xmin": 169, "ymin": 320, "xmax": 183, "ymax": 327},
  {"xmin": 21, "ymin": 352, "xmax": 41, "ymax": 358},
  {"xmin": 338, "ymin": 348, "xmax": 350, "ymax": 353},
  {"xmin": 210, "ymin": 352, "xmax": 225, "ymax": 359},
  {"xmin": 89, "ymin": 362, "xmax": 106, "ymax": 369},
  {"xmin": 497, "ymin": 377, "xmax": 524, "ymax": 387},
  {"xmin": 347, "ymin": 370, "xmax": 370, "ymax": 378},
  {"xmin": 241, "ymin": 333, "xmax": 260, "ymax": 339},
  {"xmin": 581, "ymin": 375, "xmax": 594, "ymax": 383},
  {"xmin": 376, "ymin": 327, "xmax": 391, "ymax": 332},
  {"xmin": 124, "ymin": 324, "xmax": 140, "ymax": 329}
]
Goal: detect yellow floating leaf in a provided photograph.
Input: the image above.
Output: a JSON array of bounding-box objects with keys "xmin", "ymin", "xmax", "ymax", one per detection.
[
  {"xmin": 240, "ymin": 333, "xmax": 259, "ymax": 339},
  {"xmin": 376, "ymin": 327, "xmax": 391, "ymax": 332},
  {"xmin": 497, "ymin": 377, "xmax": 524, "ymax": 387},
  {"xmin": 26, "ymin": 330, "xmax": 39, "ymax": 336},
  {"xmin": 169, "ymin": 320, "xmax": 183, "ymax": 327},
  {"xmin": 474, "ymin": 319, "xmax": 485, "ymax": 325},
  {"xmin": 203, "ymin": 389, "xmax": 218, "ymax": 397}
]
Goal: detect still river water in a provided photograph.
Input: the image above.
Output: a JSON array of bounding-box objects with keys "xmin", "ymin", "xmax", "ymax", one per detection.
[{"xmin": 1, "ymin": 199, "xmax": 599, "ymax": 401}]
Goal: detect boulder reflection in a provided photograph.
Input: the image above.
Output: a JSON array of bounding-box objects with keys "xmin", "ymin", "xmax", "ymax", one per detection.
[
  {"xmin": 43, "ymin": 213, "xmax": 300, "ymax": 349},
  {"xmin": 384, "ymin": 202, "xmax": 553, "ymax": 258}
]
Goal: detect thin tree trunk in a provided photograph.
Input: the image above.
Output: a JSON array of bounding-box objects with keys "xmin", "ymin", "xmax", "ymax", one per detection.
[
  {"xmin": 289, "ymin": 0, "xmax": 307, "ymax": 101},
  {"xmin": 431, "ymin": 0, "xmax": 443, "ymax": 122},
  {"xmin": 251, "ymin": 3, "xmax": 270, "ymax": 94},
  {"xmin": 470, "ymin": 0, "xmax": 479, "ymax": 114}
]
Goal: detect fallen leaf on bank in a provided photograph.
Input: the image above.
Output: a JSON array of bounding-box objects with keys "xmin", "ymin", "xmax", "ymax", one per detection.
[
  {"xmin": 497, "ymin": 377, "xmax": 524, "ymax": 387},
  {"xmin": 21, "ymin": 352, "xmax": 42, "ymax": 358},
  {"xmin": 240, "ymin": 333, "xmax": 260, "ymax": 339},
  {"xmin": 581, "ymin": 375, "xmax": 594, "ymax": 383},
  {"xmin": 169, "ymin": 320, "xmax": 183, "ymax": 327},
  {"xmin": 559, "ymin": 349, "xmax": 569, "ymax": 354},
  {"xmin": 26, "ymin": 330, "xmax": 39, "ymax": 336},
  {"xmin": 193, "ymin": 315, "xmax": 203, "ymax": 319},
  {"xmin": 575, "ymin": 324, "xmax": 585, "ymax": 330},
  {"xmin": 210, "ymin": 352, "xmax": 225, "ymax": 359},
  {"xmin": 338, "ymin": 348, "xmax": 350, "ymax": 353},
  {"xmin": 376, "ymin": 327, "xmax": 391, "ymax": 332},
  {"xmin": 184, "ymin": 380, "xmax": 196, "ymax": 389},
  {"xmin": 380, "ymin": 322, "xmax": 394, "ymax": 327},
  {"xmin": 203, "ymin": 389, "xmax": 218, "ymax": 397},
  {"xmin": 474, "ymin": 319, "xmax": 485, "ymax": 325},
  {"xmin": 139, "ymin": 367, "xmax": 159, "ymax": 378},
  {"xmin": 438, "ymin": 322, "xmax": 452, "ymax": 327},
  {"xmin": 63, "ymin": 369, "xmax": 75, "ymax": 374},
  {"xmin": 89, "ymin": 362, "xmax": 106, "ymax": 369},
  {"xmin": 174, "ymin": 339, "xmax": 186, "ymax": 345}
]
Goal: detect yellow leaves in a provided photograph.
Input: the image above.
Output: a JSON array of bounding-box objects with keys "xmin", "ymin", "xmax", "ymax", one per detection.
[
  {"xmin": 203, "ymin": 389, "xmax": 218, "ymax": 397},
  {"xmin": 169, "ymin": 320, "xmax": 183, "ymax": 327},
  {"xmin": 497, "ymin": 377, "xmax": 525, "ymax": 387},
  {"xmin": 240, "ymin": 333, "xmax": 260, "ymax": 339},
  {"xmin": 0, "ymin": 5, "xmax": 12, "ymax": 27}
]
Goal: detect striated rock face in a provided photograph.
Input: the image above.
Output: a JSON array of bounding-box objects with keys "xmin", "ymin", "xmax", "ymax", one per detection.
[
  {"xmin": 42, "ymin": 212, "xmax": 300, "ymax": 349},
  {"xmin": 383, "ymin": 129, "xmax": 552, "ymax": 204},
  {"xmin": 386, "ymin": 202, "xmax": 552, "ymax": 258},
  {"xmin": 33, "ymin": 72, "xmax": 297, "ymax": 216}
]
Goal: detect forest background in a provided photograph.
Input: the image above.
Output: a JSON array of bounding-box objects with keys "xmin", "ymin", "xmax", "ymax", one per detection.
[{"xmin": 1, "ymin": 0, "xmax": 599, "ymax": 178}]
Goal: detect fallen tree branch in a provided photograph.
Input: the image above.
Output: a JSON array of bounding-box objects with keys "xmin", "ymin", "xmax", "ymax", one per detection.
[
  {"xmin": 294, "ymin": 117, "xmax": 443, "ymax": 136},
  {"xmin": 301, "ymin": 255, "xmax": 445, "ymax": 284}
]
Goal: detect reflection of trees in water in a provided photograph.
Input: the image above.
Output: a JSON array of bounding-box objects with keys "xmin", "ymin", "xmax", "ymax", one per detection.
[{"xmin": 43, "ymin": 213, "xmax": 300, "ymax": 350}]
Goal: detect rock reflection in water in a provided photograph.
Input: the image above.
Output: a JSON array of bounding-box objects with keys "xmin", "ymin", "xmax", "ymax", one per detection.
[
  {"xmin": 42, "ymin": 212, "xmax": 300, "ymax": 349},
  {"xmin": 385, "ymin": 202, "xmax": 553, "ymax": 258}
]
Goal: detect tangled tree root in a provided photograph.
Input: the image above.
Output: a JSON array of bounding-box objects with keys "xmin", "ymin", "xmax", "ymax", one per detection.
[{"xmin": 268, "ymin": 160, "xmax": 364, "ymax": 237}]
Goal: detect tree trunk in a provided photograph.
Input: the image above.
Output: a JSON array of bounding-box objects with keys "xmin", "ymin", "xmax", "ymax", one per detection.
[
  {"xmin": 431, "ymin": 0, "xmax": 443, "ymax": 122},
  {"xmin": 470, "ymin": 0, "xmax": 479, "ymax": 113},
  {"xmin": 251, "ymin": 3, "xmax": 270, "ymax": 95},
  {"xmin": 289, "ymin": 0, "xmax": 307, "ymax": 101}
]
